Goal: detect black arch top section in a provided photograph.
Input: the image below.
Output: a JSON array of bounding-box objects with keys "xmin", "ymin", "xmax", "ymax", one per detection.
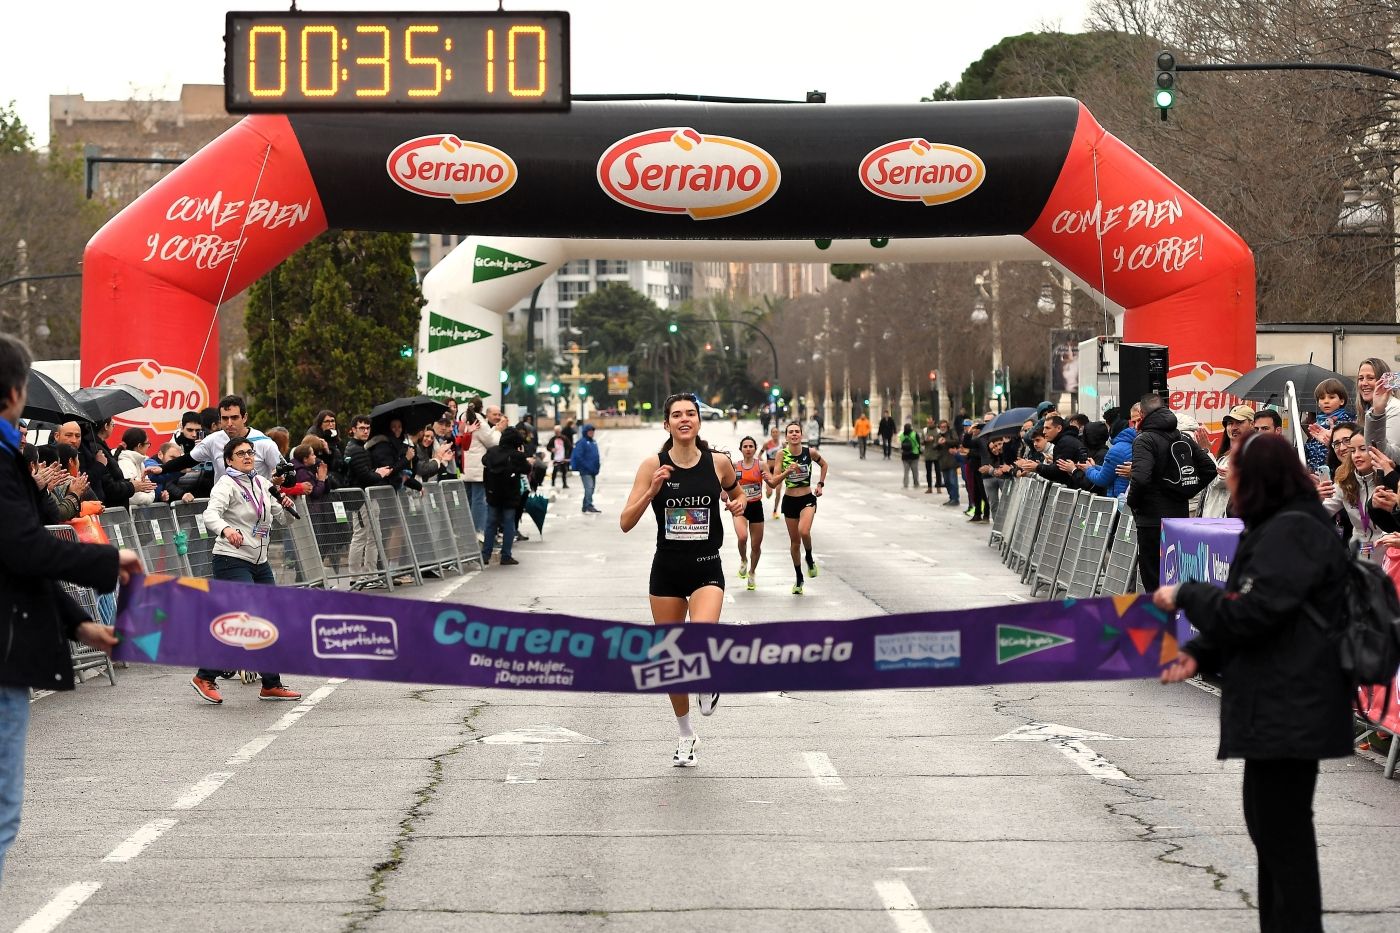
[{"xmin": 290, "ymin": 98, "xmax": 1081, "ymax": 240}]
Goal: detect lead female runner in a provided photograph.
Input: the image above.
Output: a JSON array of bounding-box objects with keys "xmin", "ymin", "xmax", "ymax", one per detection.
[
  {"xmin": 620, "ymin": 393, "xmax": 745, "ymax": 767},
  {"xmin": 769, "ymin": 421, "xmax": 829, "ymax": 594},
  {"xmin": 731, "ymin": 435, "xmax": 767, "ymax": 591}
]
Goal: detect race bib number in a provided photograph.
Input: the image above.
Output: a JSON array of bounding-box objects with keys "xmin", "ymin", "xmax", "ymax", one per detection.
[
  {"xmin": 742, "ymin": 481, "xmax": 763, "ymax": 500},
  {"xmin": 664, "ymin": 507, "xmax": 711, "ymax": 541},
  {"xmin": 253, "ymin": 522, "xmax": 271, "ymax": 540},
  {"xmin": 788, "ymin": 462, "xmax": 811, "ymax": 485}
]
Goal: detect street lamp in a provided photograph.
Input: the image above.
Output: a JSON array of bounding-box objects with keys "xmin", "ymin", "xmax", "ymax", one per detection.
[{"xmin": 973, "ymin": 266, "xmax": 1005, "ymax": 413}]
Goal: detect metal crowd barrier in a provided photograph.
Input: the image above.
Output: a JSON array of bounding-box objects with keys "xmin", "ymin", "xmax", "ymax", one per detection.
[
  {"xmin": 97, "ymin": 506, "xmax": 141, "ymax": 554},
  {"xmin": 1027, "ymin": 486, "xmax": 1078, "ymax": 594},
  {"xmin": 170, "ymin": 500, "xmax": 218, "ymax": 578},
  {"xmin": 1006, "ymin": 477, "xmax": 1050, "ymax": 576},
  {"xmin": 365, "ymin": 485, "xmax": 423, "ymax": 589},
  {"xmin": 1066, "ymin": 496, "xmax": 1121, "ymax": 598},
  {"xmin": 44, "ymin": 525, "xmax": 117, "ymax": 687},
  {"xmin": 988, "ymin": 478, "xmax": 1024, "ymax": 554},
  {"xmin": 399, "ymin": 487, "xmax": 455, "ymax": 578},
  {"xmin": 1099, "ymin": 511, "xmax": 1141, "ymax": 596},
  {"xmin": 1046, "ymin": 491, "xmax": 1094, "ymax": 600},
  {"xmin": 131, "ymin": 504, "xmax": 193, "ymax": 578},
  {"xmin": 439, "ymin": 479, "xmax": 486, "ymax": 570}
]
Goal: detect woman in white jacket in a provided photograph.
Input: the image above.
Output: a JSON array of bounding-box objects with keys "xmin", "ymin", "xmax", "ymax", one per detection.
[
  {"xmin": 117, "ymin": 427, "xmax": 156, "ymax": 508},
  {"xmin": 188, "ymin": 436, "xmax": 302, "ymax": 705},
  {"xmin": 457, "ymin": 402, "xmax": 500, "ymax": 538},
  {"xmin": 1356, "ymin": 357, "xmax": 1400, "ymax": 461},
  {"xmin": 1320, "ymin": 425, "xmax": 1380, "ymax": 555}
]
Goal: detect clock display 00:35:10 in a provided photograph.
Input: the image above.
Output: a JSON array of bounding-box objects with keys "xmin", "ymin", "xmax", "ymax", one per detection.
[{"xmin": 224, "ymin": 12, "xmax": 570, "ymax": 112}]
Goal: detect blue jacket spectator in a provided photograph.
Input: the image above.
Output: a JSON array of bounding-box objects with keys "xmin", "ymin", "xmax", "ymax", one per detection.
[
  {"xmin": 1084, "ymin": 423, "xmax": 1136, "ymax": 497},
  {"xmin": 569, "ymin": 424, "xmax": 600, "ymax": 476}
]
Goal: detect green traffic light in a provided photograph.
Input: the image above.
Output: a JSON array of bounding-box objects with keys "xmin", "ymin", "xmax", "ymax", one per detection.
[
  {"xmin": 668, "ymin": 322, "xmax": 679, "ymax": 334},
  {"xmin": 550, "ymin": 383, "xmax": 561, "ymax": 395},
  {"xmin": 579, "ymin": 386, "xmax": 589, "ymax": 397},
  {"xmin": 399, "ymin": 345, "xmax": 414, "ymax": 358},
  {"xmin": 769, "ymin": 387, "xmax": 780, "ymax": 398},
  {"xmin": 524, "ymin": 372, "xmax": 538, "ymax": 387},
  {"xmin": 1154, "ymin": 88, "xmax": 1175, "ymax": 109},
  {"xmin": 499, "ymin": 369, "xmax": 509, "ymax": 383}
]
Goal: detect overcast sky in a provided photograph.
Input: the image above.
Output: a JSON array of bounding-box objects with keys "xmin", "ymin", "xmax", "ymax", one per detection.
[{"xmin": 5, "ymin": 0, "xmax": 1093, "ymax": 147}]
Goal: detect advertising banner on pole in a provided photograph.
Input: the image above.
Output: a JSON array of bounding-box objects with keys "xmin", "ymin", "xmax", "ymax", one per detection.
[{"xmin": 607, "ymin": 365, "xmax": 630, "ymax": 396}]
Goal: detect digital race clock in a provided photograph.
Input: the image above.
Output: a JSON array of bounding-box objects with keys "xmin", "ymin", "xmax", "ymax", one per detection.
[{"xmin": 224, "ymin": 11, "xmax": 569, "ymax": 113}]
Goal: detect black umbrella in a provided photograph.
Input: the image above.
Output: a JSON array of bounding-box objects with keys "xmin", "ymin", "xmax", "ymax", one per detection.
[
  {"xmin": 369, "ymin": 396, "xmax": 448, "ymax": 437},
  {"xmin": 977, "ymin": 406, "xmax": 1038, "ymax": 441},
  {"xmin": 1222, "ymin": 363, "xmax": 1352, "ymax": 406},
  {"xmin": 73, "ymin": 383, "xmax": 150, "ymax": 421},
  {"xmin": 22, "ymin": 370, "xmax": 92, "ymax": 425}
]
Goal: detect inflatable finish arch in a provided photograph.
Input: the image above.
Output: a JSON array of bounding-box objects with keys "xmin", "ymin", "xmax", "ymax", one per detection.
[{"xmin": 82, "ymin": 98, "xmax": 1254, "ymax": 436}]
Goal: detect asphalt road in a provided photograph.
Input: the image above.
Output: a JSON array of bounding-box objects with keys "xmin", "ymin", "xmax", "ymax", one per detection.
[{"xmin": 3, "ymin": 420, "xmax": 1398, "ymax": 932}]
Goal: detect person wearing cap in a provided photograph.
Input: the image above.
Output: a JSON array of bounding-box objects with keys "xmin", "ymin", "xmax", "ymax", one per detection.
[{"xmin": 1200, "ymin": 405, "xmax": 1255, "ymax": 519}]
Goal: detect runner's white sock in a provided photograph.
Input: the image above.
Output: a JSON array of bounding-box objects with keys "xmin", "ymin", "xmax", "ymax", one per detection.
[{"xmin": 677, "ymin": 713, "xmax": 695, "ymax": 738}]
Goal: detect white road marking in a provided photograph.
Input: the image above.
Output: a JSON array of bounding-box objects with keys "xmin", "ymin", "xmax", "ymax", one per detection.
[
  {"xmin": 431, "ymin": 574, "xmax": 476, "ymax": 602},
  {"xmin": 478, "ymin": 725, "xmax": 603, "ymax": 745},
  {"xmin": 14, "ymin": 882, "xmax": 102, "ymax": 933},
  {"xmin": 993, "ymin": 721, "xmax": 1132, "ymax": 781},
  {"xmin": 505, "ymin": 745, "xmax": 545, "ymax": 784},
  {"xmin": 170, "ymin": 772, "xmax": 234, "ymax": 810},
  {"xmin": 225, "ymin": 733, "xmax": 279, "ymax": 766},
  {"xmin": 266, "ymin": 678, "xmax": 345, "ymax": 732},
  {"xmin": 103, "ymin": 818, "xmax": 179, "ymax": 862},
  {"xmin": 873, "ymin": 879, "xmax": 935, "ymax": 933},
  {"xmin": 1054, "ymin": 740, "xmax": 1131, "ymax": 781},
  {"xmin": 803, "ymin": 751, "xmax": 847, "ymax": 789}
]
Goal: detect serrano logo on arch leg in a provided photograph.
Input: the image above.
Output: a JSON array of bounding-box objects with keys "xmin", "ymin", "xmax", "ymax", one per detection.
[
  {"xmin": 94, "ymin": 359, "xmax": 210, "ymax": 437},
  {"xmin": 859, "ymin": 139, "xmax": 985, "ymax": 205},
  {"xmin": 387, "ymin": 134, "xmax": 518, "ymax": 204},
  {"xmin": 597, "ymin": 127, "xmax": 780, "ymax": 219}
]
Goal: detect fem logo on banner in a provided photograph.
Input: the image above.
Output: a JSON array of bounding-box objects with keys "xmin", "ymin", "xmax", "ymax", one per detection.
[
  {"xmin": 597, "ymin": 128, "xmax": 781, "ymax": 219},
  {"xmin": 387, "ymin": 134, "xmax": 518, "ymax": 204},
  {"xmin": 859, "ymin": 139, "xmax": 985, "ymax": 205},
  {"xmin": 210, "ymin": 612, "xmax": 279, "ymax": 650}
]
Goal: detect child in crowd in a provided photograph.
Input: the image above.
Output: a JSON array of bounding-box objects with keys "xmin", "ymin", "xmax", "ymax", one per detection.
[
  {"xmin": 147, "ymin": 441, "xmax": 196, "ymax": 504},
  {"xmin": 529, "ymin": 449, "xmax": 548, "ymax": 492},
  {"xmin": 1305, "ymin": 377, "xmax": 1354, "ymax": 472}
]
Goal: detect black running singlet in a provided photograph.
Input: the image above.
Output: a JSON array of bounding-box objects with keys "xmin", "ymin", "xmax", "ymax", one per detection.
[{"xmin": 652, "ymin": 448, "xmax": 724, "ymax": 552}]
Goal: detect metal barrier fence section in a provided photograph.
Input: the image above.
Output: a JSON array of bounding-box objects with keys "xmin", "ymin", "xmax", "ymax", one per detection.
[
  {"xmin": 1099, "ymin": 508, "xmax": 1140, "ymax": 595},
  {"xmin": 1028, "ymin": 486, "xmax": 1077, "ymax": 594},
  {"xmin": 1006, "ymin": 477, "xmax": 1049, "ymax": 576},
  {"xmin": 44, "ymin": 525, "xmax": 116, "ymax": 686},
  {"xmin": 131, "ymin": 504, "xmax": 192, "ymax": 579},
  {"xmin": 423, "ymin": 484, "xmax": 465, "ymax": 575},
  {"xmin": 399, "ymin": 488, "xmax": 454, "ymax": 578},
  {"xmin": 439, "ymin": 479, "xmax": 485, "ymax": 569},
  {"xmin": 365, "ymin": 486, "xmax": 422, "ymax": 589},
  {"xmin": 269, "ymin": 506, "xmax": 327, "ymax": 588},
  {"xmin": 1048, "ymin": 491, "xmax": 1094, "ymax": 600},
  {"xmin": 171, "ymin": 500, "xmax": 218, "ymax": 578},
  {"xmin": 97, "ymin": 507, "xmax": 142, "ymax": 559},
  {"xmin": 310, "ymin": 491, "xmax": 364, "ymax": 590},
  {"xmin": 988, "ymin": 478, "xmax": 1023, "ymax": 553},
  {"xmin": 1067, "ymin": 497, "xmax": 1120, "ymax": 599}
]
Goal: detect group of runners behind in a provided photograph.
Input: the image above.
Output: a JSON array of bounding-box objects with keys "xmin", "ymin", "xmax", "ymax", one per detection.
[{"xmin": 620, "ymin": 394, "xmax": 829, "ymax": 767}]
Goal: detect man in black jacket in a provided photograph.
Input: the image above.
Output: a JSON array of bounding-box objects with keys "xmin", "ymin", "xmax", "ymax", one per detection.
[
  {"xmin": 1017, "ymin": 415, "xmax": 1087, "ymax": 487},
  {"xmin": 344, "ymin": 414, "xmax": 395, "ymax": 589},
  {"xmin": 481, "ymin": 428, "xmax": 531, "ymax": 565},
  {"xmin": 0, "ymin": 335, "xmax": 141, "ymax": 882},
  {"xmin": 1127, "ymin": 393, "xmax": 1217, "ymax": 589}
]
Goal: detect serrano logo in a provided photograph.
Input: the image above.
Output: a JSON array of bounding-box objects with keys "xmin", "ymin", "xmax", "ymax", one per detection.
[
  {"xmin": 1167, "ymin": 361, "xmax": 1244, "ymax": 435},
  {"xmin": 94, "ymin": 358, "xmax": 209, "ymax": 436},
  {"xmin": 859, "ymin": 139, "xmax": 985, "ymax": 205},
  {"xmin": 210, "ymin": 612, "xmax": 279, "ymax": 650},
  {"xmin": 387, "ymin": 135, "xmax": 518, "ymax": 204},
  {"xmin": 597, "ymin": 127, "xmax": 780, "ymax": 219}
]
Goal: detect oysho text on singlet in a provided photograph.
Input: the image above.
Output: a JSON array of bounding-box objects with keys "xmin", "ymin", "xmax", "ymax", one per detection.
[
  {"xmin": 781, "ymin": 446, "xmax": 813, "ymax": 489},
  {"xmin": 652, "ymin": 448, "xmax": 724, "ymax": 552},
  {"xmin": 736, "ymin": 459, "xmax": 765, "ymax": 501}
]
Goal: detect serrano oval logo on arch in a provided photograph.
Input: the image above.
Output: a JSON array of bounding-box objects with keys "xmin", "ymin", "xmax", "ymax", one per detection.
[
  {"xmin": 209, "ymin": 612, "xmax": 279, "ymax": 650},
  {"xmin": 387, "ymin": 135, "xmax": 518, "ymax": 204},
  {"xmin": 859, "ymin": 139, "xmax": 985, "ymax": 206},
  {"xmin": 93, "ymin": 358, "xmax": 209, "ymax": 436},
  {"xmin": 597, "ymin": 128, "xmax": 781, "ymax": 220}
]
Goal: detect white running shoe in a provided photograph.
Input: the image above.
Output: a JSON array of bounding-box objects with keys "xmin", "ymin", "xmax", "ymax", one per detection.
[
  {"xmin": 698, "ymin": 692, "xmax": 720, "ymax": 716},
  {"xmin": 672, "ymin": 735, "xmax": 698, "ymax": 767}
]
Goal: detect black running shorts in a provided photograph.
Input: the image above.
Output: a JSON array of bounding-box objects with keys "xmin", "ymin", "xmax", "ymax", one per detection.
[
  {"xmin": 781, "ymin": 494, "xmax": 817, "ymax": 520},
  {"xmin": 743, "ymin": 499, "xmax": 766, "ymax": 523},
  {"xmin": 649, "ymin": 550, "xmax": 726, "ymax": 598}
]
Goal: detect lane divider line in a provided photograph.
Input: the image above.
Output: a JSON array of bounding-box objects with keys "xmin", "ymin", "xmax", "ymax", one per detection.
[
  {"xmin": 170, "ymin": 772, "xmax": 234, "ymax": 811},
  {"xmin": 13, "ymin": 881, "xmax": 102, "ymax": 933},
  {"xmin": 803, "ymin": 751, "xmax": 847, "ymax": 789},
  {"xmin": 225, "ymin": 734, "xmax": 279, "ymax": 766},
  {"xmin": 102, "ymin": 819, "xmax": 179, "ymax": 863},
  {"xmin": 873, "ymin": 879, "xmax": 935, "ymax": 933},
  {"xmin": 265, "ymin": 677, "xmax": 345, "ymax": 733}
]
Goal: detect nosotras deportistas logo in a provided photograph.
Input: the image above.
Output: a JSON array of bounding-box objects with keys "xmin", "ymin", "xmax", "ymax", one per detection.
[{"xmin": 597, "ymin": 127, "xmax": 781, "ymax": 219}]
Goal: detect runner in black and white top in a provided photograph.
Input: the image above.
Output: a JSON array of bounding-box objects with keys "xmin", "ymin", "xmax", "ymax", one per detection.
[
  {"xmin": 768, "ymin": 421, "xmax": 829, "ymax": 595},
  {"xmin": 762, "ymin": 425, "xmax": 784, "ymax": 519},
  {"xmin": 620, "ymin": 393, "xmax": 745, "ymax": 767},
  {"xmin": 731, "ymin": 436, "xmax": 766, "ymax": 591}
]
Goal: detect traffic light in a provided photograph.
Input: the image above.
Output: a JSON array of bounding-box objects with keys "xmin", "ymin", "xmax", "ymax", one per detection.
[
  {"xmin": 549, "ymin": 382, "xmax": 561, "ymax": 396},
  {"xmin": 399, "ymin": 344, "xmax": 414, "ymax": 358},
  {"xmin": 992, "ymin": 370, "xmax": 1005, "ymax": 397},
  {"xmin": 762, "ymin": 380, "xmax": 771, "ymax": 390},
  {"xmin": 499, "ymin": 368, "xmax": 509, "ymax": 383},
  {"xmin": 524, "ymin": 372, "xmax": 538, "ymax": 387},
  {"xmin": 668, "ymin": 321, "xmax": 679, "ymax": 334},
  {"xmin": 769, "ymin": 385, "xmax": 781, "ymax": 398},
  {"xmin": 1154, "ymin": 50, "xmax": 1177, "ymax": 119},
  {"xmin": 579, "ymin": 385, "xmax": 589, "ymax": 397},
  {"xmin": 928, "ymin": 369, "xmax": 937, "ymax": 383}
]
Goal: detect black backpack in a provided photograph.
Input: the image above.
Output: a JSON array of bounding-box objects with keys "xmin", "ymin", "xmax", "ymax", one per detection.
[
  {"xmin": 1304, "ymin": 544, "xmax": 1400, "ymax": 725},
  {"xmin": 900, "ymin": 435, "xmax": 914, "ymax": 455},
  {"xmin": 1157, "ymin": 433, "xmax": 1212, "ymax": 501}
]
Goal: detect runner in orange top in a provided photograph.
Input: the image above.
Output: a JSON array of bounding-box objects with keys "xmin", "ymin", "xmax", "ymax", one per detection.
[{"xmin": 730, "ymin": 436, "xmax": 767, "ymax": 591}]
